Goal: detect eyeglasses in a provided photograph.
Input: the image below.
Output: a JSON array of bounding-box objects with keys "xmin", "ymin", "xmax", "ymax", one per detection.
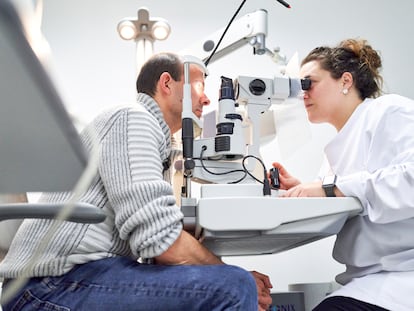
[{"xmin": 301, "ymin": 78, "xmax": 311, "ymax": 91}]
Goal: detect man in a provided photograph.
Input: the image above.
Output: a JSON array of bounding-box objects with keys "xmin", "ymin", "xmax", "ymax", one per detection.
[{"xmin": 0, "ymin": 52, "xmax": 272, "ymax": 310}]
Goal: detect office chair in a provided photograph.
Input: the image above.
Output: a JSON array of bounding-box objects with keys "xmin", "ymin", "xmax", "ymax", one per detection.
[{"xmin": 0, "ymin": 0, "xmax": 106, "ymax": 226}]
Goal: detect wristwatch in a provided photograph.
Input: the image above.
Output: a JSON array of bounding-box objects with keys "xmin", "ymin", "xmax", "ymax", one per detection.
[{"xmin": 322, "ymin": 175, "xmax": 337, "ymax": 197}]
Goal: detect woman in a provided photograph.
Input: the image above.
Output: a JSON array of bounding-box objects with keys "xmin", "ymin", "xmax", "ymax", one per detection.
[{"xmin": 273, "ymin": 39, "xmax": 414, "ymax": 310}]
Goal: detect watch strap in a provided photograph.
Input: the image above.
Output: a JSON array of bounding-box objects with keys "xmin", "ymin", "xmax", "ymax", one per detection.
[
  {"xmin": 323, "ymin": 185, "xmax": 336, "ymax": 197},
  {"xmin": 322, "ymin": 175, "xmax": 337, "ymax": 197}
]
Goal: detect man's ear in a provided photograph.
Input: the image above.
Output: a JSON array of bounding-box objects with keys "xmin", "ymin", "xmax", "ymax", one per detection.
[{"xmin": 159, "ymin": 72, "xmax": 172, "ymax": 95}]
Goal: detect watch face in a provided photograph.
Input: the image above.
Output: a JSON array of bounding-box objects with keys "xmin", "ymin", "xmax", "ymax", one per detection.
[{"xmin": 323, "ymin": 175, "xmax": 336, "ymax": 186}]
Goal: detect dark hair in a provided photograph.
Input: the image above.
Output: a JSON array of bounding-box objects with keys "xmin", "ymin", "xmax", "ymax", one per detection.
[
  {"xmin": 301, "ymin": 38, "xmax": 383, "ymax": 99},
  {"xmin": 136, "ymin": 52, "xmax": 183, "ymax": 96}
]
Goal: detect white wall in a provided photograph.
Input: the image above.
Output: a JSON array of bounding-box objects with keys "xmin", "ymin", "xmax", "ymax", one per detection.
[{"xmin": 40, "ymin": 0, "xmax": 414, "ymax": 291}]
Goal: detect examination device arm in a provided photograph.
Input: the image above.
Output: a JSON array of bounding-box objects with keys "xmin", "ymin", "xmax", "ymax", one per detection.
[{"xmin": 180, "ymin": 9, "xmax": 268, "ymax": 65}]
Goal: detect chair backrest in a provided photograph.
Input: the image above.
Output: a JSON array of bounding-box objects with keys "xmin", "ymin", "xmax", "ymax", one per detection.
[
  {"xmin": 0, "ymin": 1, "xmax": 106, "ymax": 228},
  {"xmin": 0, "ymin": 0, "xmax": 88, "ymax": 193}
]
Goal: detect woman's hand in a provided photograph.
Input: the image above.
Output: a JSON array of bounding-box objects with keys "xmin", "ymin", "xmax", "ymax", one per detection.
[
  {"xmin": 272, "ymin": 162, "xmax": 343, "ymax": 197},
  {"xmin": 272, "ymin": 162, "xmax": 301, "ymax": 190},
  {"xmin": 280, "ymin": 180, "xmax": 325, "ymax": 197}
]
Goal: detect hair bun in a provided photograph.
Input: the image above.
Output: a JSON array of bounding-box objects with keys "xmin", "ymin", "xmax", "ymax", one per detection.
[{"xmin": 339, "ymin": 38, "xmax": 382, "ymax": 72}]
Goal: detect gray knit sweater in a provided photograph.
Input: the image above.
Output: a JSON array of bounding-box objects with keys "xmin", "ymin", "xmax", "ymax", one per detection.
[{"xmin": 0, "ymin": 94, "xmax": 184, "ymax": 278}]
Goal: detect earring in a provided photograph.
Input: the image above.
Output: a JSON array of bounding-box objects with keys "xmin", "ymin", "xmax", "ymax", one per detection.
[{"xmin": 342, "ymin": 88, "xmax": 349, "ymax": 95}]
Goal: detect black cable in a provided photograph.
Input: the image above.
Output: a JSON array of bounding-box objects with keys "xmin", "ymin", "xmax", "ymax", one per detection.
[
  {"xmin": 199, "ymin": 146, "xmax": 245, "ymax": 176},
  {"xmin": 241, "ymin": 155, "xmax": 274, "ymax": 195},
  {"xmin": 204, "ymin": 0, "xmax": 247, "ymax": 66},
  {"xmin": 228, "ymin": 171, "xmax": 248, "ymax": 184},
  {"xmin": 241, "ymin": 155, "xmax": 263, "ymax": 183},
  {"xmin": 198, "ymin": 146, "xmax": 247, "ymax": 184},
  {"xmin": 198, "ymin": 146, "xmax": 275, "ymax": 194}
]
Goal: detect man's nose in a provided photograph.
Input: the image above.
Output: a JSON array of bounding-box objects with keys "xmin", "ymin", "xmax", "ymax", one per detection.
[{"xmin": 202, "ymin": 94, "xmax": 210, "ymax": 106}]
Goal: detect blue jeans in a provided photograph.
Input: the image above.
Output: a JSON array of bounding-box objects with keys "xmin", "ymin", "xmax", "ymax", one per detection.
[{"xmin": 2, "ymin": 257, "xmax": 258, "ymax": 311}]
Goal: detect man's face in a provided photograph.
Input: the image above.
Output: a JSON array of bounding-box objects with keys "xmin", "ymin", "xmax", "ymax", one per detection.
[
  {"xmin": 166, "ymin": 64, "xmax": 210, "ymax": 133},
  {"xmin": 187, "ymin": 65, "xmax": 210, "ymax": 119}
]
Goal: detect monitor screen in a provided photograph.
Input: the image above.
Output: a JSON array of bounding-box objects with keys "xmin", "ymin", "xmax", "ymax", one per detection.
[{"xmin": 0, "ymin": 0, "xmax": 88, "ymax": 193}]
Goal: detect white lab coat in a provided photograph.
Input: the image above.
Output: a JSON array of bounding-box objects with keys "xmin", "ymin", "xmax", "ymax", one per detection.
[{"xmin": 321, "ymin": 94, "xmax": 414, "ymax": 311}]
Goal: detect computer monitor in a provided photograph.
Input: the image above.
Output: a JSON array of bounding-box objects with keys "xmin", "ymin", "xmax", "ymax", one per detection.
[{"xmin": 0, "ymin": 0, "xmax": 88, "ymax": 193}]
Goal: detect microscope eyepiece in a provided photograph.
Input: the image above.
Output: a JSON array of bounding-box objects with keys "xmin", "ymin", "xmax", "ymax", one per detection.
[
  {"xmin": 220, "ymin": 76, "xmax": 235, "ymax": 100},
  {"xmin": 301, "ymin": 78, "xmax": 311, "ymax": 91}
]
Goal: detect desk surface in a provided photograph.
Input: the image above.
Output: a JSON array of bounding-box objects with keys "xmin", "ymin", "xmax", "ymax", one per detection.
[{"xmin": 196, "ymin": 184, "xmax": 362, "ymax": 256}]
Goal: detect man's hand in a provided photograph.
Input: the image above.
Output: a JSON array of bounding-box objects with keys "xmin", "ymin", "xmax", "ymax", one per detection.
[{"xmin": 250, "ymin": 270, "xmax": 273, "ymax": 311}]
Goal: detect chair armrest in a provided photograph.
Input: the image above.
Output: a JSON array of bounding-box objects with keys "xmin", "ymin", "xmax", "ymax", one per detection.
[{"xmin": 0, "ymin": 203, "xmax": 106, "ymax": 223}]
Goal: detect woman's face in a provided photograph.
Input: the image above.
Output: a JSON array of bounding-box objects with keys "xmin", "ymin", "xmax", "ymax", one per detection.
[{"xmin": 300, "ymin": 60, "xmax": 343, "ymax": 125}]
